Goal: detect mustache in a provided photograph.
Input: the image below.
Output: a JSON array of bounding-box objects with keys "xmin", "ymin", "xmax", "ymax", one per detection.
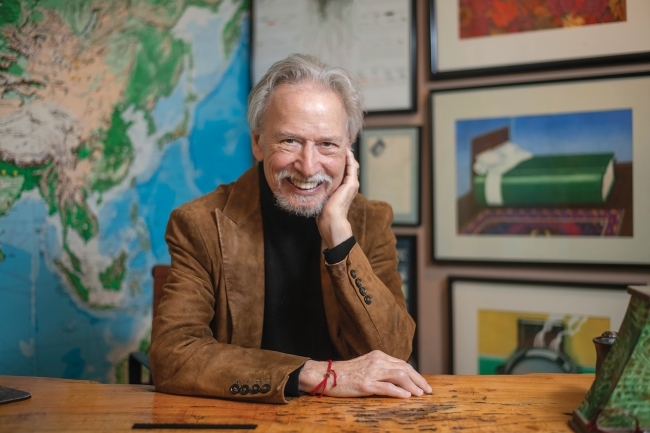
[{"xmin": 276, "ymin": 169, "xmax": 333, "ymax": 186}]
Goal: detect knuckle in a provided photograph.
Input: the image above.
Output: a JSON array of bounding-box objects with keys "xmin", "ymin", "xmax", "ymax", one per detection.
[{"xmin": 395, "ymin": 370, "xmax": 408, "ymax": 381}]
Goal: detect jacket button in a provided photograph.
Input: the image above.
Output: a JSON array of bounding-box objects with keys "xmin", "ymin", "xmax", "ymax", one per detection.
[
  {"xmin": 251, "ymin": 384, "xmax": 260, "ymax": 394},
  {"xmin": 355, "ymin": 278, "xmax": 363, "ymax": 288},
  {"xmin": 359, "ymin": 287, "xmax": 367, "ymax": 296},
  {"xmin": 364, "ymin": 295, "xmax": 372, "ymax": 305},
  {"xmin": 350, "ymin": 269, "xmax": 357, "ymax": 278},
  {"xmin": 260, "ymin": 384, "xmax": 271, "ymax": 394},
  {"xmin": 240, "ymin": 384, "xmax": 250, "ymax": 395},
  {"xmin": 229, "ymin": 384, "xmax": 240, "ymax": 394}
]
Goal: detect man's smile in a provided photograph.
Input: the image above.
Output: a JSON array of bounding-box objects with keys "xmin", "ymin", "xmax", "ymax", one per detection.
[{"xmin": 287, "ymin": 178, "xmax": 323, "ymax": 191}]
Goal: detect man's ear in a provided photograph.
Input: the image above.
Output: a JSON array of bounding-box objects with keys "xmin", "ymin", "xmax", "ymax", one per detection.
[{"xmin": 252, "ymin": 131, "xmax": 264, "ymax": 162}]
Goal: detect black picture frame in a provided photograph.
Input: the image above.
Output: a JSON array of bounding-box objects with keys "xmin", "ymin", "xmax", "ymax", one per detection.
[
  {"xmin": 447, "ymin": 276, "xmax": 632, "ymax": 375},
  {"xmin": 430, "ymin": 0, "xmax": 650, "ymax": 80},
  {"xmin": 396, "ymin": 235, "xmax": 418, "ymax": 366},
  {"xmin": 430, "ymin": 73, "xmax": 650, "ymax": 266},
  {"xmin": 359, "ymin": 127, "xmax": 421, "ymax": 226},
  {"xmin": 251, "ymin": 0, "xmax": 417, "ymax": 114}
]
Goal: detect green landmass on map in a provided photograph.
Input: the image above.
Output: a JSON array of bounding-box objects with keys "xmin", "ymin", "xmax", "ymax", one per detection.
[
  {"xmin": 64, "ymin": 243, "xmax": 83, "ymax": 274},
  {"xmin": 55, "ymin": 259, "xmax": 90, "ymax": 302},
  {"xmin": 100, "ymin": 251, "xmax": 128, "ymax": 291},
  {"xmin": 88, "ymin": 106, "xmax": 136, "ymax": 194},
  {"xmin": 0, "ymin": 161, "xmax": 48, "ymax": 218},
  {"xmin": 158, "ymin": 109, "xmax": 190, "ymax": 149}
]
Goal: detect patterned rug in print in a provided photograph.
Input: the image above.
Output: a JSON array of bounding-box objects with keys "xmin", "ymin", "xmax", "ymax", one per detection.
[{"xmin": 463, "ymin": 208, "xmax": 625, "ymax": 236}]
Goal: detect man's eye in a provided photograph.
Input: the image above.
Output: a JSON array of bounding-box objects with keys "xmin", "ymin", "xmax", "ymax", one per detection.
[
  {"xmin": 283, "ymin": 139, "xmax": 295, "ymax": 144},
  {"xmin": 322, "ymin": 142, "xmax": 334, "ymax": 147}
]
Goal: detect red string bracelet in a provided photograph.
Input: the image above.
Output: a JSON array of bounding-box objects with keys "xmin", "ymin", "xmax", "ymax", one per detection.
[{"xmin": 310, "ymin": 359, "xmax": 337, "ymax": 397}]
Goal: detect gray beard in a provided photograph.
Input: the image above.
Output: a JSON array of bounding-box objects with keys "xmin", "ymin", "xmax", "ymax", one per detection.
[
  {"xmin": 273, "ymin": 169, "xmax": 332, "ymax": 217},
  {"xmin": 273, "ymin": 191, "xmax": 327, "ymax": 218}
]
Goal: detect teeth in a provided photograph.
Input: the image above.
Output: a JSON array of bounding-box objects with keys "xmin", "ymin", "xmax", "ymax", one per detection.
[{"xmin": 291, "ymin": 179, "xmax": 320, "ymax": 190}]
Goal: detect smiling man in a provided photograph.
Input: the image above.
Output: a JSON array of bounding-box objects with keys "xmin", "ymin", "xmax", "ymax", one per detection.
[{"xmin": 150, "ymin": 54, "xmax": 431, "ymax": 403}]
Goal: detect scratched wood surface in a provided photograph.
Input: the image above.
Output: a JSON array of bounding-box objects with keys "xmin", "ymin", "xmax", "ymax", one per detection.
[{"xmin": 0, "ymin": 374, "xmax": 592, "ymax": 432}]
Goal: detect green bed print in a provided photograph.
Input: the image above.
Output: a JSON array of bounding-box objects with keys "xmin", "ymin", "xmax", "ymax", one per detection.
[{"xmin": 455, "ymin": 109, "xmax": 633, "ymax": 237}]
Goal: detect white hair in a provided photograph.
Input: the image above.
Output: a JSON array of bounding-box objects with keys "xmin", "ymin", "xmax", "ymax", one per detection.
[{"xmin": 248, "ymin": 54, "xmax": 364, "ymax": 143}]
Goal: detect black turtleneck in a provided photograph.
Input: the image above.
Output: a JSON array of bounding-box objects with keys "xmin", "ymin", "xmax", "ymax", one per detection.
[{"xmin": 258, "ymin": 164, "xmax": 354, "ymax": 396}]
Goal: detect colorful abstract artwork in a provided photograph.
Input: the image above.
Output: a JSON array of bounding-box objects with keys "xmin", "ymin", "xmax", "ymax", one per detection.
[{"xmin": 459, "ymin": 0, "xmax": 627, "ymax": 39}]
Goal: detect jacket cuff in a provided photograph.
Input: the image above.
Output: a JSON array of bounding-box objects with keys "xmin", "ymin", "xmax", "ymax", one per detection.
[
  {"xmin": 323, "ymin": 236, "xmax": 356, "ymax": 264},
  {"xmin": 284, "ymin": 364, "xmax": 304, "ymax": 397}
]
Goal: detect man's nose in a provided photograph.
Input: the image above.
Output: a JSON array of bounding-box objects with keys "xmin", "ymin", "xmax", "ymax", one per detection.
[{"xmin": 295, "ymin": 143, "xmax": 320, "ymax": 177}]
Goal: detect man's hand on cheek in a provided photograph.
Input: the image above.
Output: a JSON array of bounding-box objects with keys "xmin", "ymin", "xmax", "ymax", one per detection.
[{"xmin": 316, "ymin": 147, "xmax": 359, "ymax": 248}]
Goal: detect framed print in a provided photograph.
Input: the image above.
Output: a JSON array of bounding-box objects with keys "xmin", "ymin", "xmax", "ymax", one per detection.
[
  {"xmin": 396, "ymin": 235, "xmax": 418, "ymax": 320},
  {"xmin": 430, "ymin": 0, "xmax": 650, "ymax": 79},
  {"xmin": 360, "ymin": 127, "xmax": 420, "ymax": 226},
  {"xmin": 448, "ymin": 277, "xmax": 632, "ymax": 375},
  {"xmin": 431, "ymin": 74, "xmax": 650, "ymax": 266},
  {"xmin": 396, "ymin": 235, "xmax": 418, "ymax": 366},
  {"xmin": 252, "ymin": 0, "xmax": 416, "ymax": 113}
]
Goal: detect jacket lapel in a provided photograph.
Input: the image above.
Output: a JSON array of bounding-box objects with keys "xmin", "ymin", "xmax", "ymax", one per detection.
[{"xmin": 215, "ymin": 165, "xmax": 266, "ymax": 348}]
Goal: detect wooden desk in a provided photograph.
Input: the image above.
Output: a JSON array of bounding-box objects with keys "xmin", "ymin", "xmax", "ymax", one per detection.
[{"xmin": 0, "ymin": 374, "xmax": 592, "ymax": 432}]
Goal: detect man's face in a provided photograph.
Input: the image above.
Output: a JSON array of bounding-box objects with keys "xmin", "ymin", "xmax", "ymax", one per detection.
[{"xmin": 252, "ymin": 82, "xmax": 350, "ymax": 217}]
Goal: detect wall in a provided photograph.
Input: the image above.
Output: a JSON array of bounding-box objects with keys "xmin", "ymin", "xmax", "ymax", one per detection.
[{"xmin": 365, "ymin": 0, "xmax": 650, "ymax": 374}]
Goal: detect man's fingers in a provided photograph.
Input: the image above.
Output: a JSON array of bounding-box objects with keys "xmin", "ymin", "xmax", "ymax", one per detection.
[
  {"xmin": 367, "ymin": 351, "xmax": 432, "ymax": 395},
  {"xmin": 409, "ymin": 369, "xmax": 433, "ymax": 394},
  {"xmin": 399, "ymin": 363, "xmax": 433, "ymax": 394},
  {"xmin": 343, "ymin": 147, "xmax": 359, "ymax": 184},
  {"xmin": 380, "ymin": 368, "xmax": 425, "ymax": 397},
  {"xmin": 371, "ymin": 381, "xmax": 412, "ymax": 399}
]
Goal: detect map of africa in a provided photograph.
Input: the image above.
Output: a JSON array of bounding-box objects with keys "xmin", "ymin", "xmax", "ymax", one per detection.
[{"xmin": 0, "ymin": 0, "xmax": 252, "ymax": 383}]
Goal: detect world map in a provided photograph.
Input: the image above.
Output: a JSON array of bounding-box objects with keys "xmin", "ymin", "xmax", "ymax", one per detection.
[{"xmin": 0, "ymin": 0, "xmax": 252, "ymax": 382}]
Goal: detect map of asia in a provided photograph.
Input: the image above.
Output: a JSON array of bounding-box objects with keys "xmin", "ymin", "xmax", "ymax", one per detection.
[{"xmin": 0, "ymin": 0, "xmax": 252, "ymax": 382}]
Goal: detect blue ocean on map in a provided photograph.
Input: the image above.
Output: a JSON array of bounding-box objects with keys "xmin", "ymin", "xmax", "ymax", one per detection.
[{"xmin": 0, "ymin": 198, "xmax": 130, "ymax": 379}]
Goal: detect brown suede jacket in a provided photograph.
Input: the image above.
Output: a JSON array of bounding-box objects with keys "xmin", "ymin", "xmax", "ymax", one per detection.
[{"xmin": 150, "ymin": 165, "xmax": 415, "ymax": 404}]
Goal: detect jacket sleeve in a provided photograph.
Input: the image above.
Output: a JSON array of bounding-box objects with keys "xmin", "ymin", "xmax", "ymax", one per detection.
[
  {"xmin": 324, "ymin": 200, "xmax": 415, "ymax": 361},
  {"xmin": 149, "ymin": 208, "xmax": 307, "ymax": 404}
]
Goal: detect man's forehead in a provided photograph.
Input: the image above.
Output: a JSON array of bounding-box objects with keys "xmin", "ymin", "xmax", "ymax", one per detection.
[
  {"xmin": 271, "ymin": 130, "xmax": 345, "ymax": 142},
  {"xmin": 257, "ymin": 83, "xmax": 349, "ymax": 137}
]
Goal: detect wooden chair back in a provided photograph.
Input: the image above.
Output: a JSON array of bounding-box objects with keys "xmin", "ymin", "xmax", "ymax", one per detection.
[{"xmin": 151, "ymin": 264, "xmax": 170, "ymax": 320}]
